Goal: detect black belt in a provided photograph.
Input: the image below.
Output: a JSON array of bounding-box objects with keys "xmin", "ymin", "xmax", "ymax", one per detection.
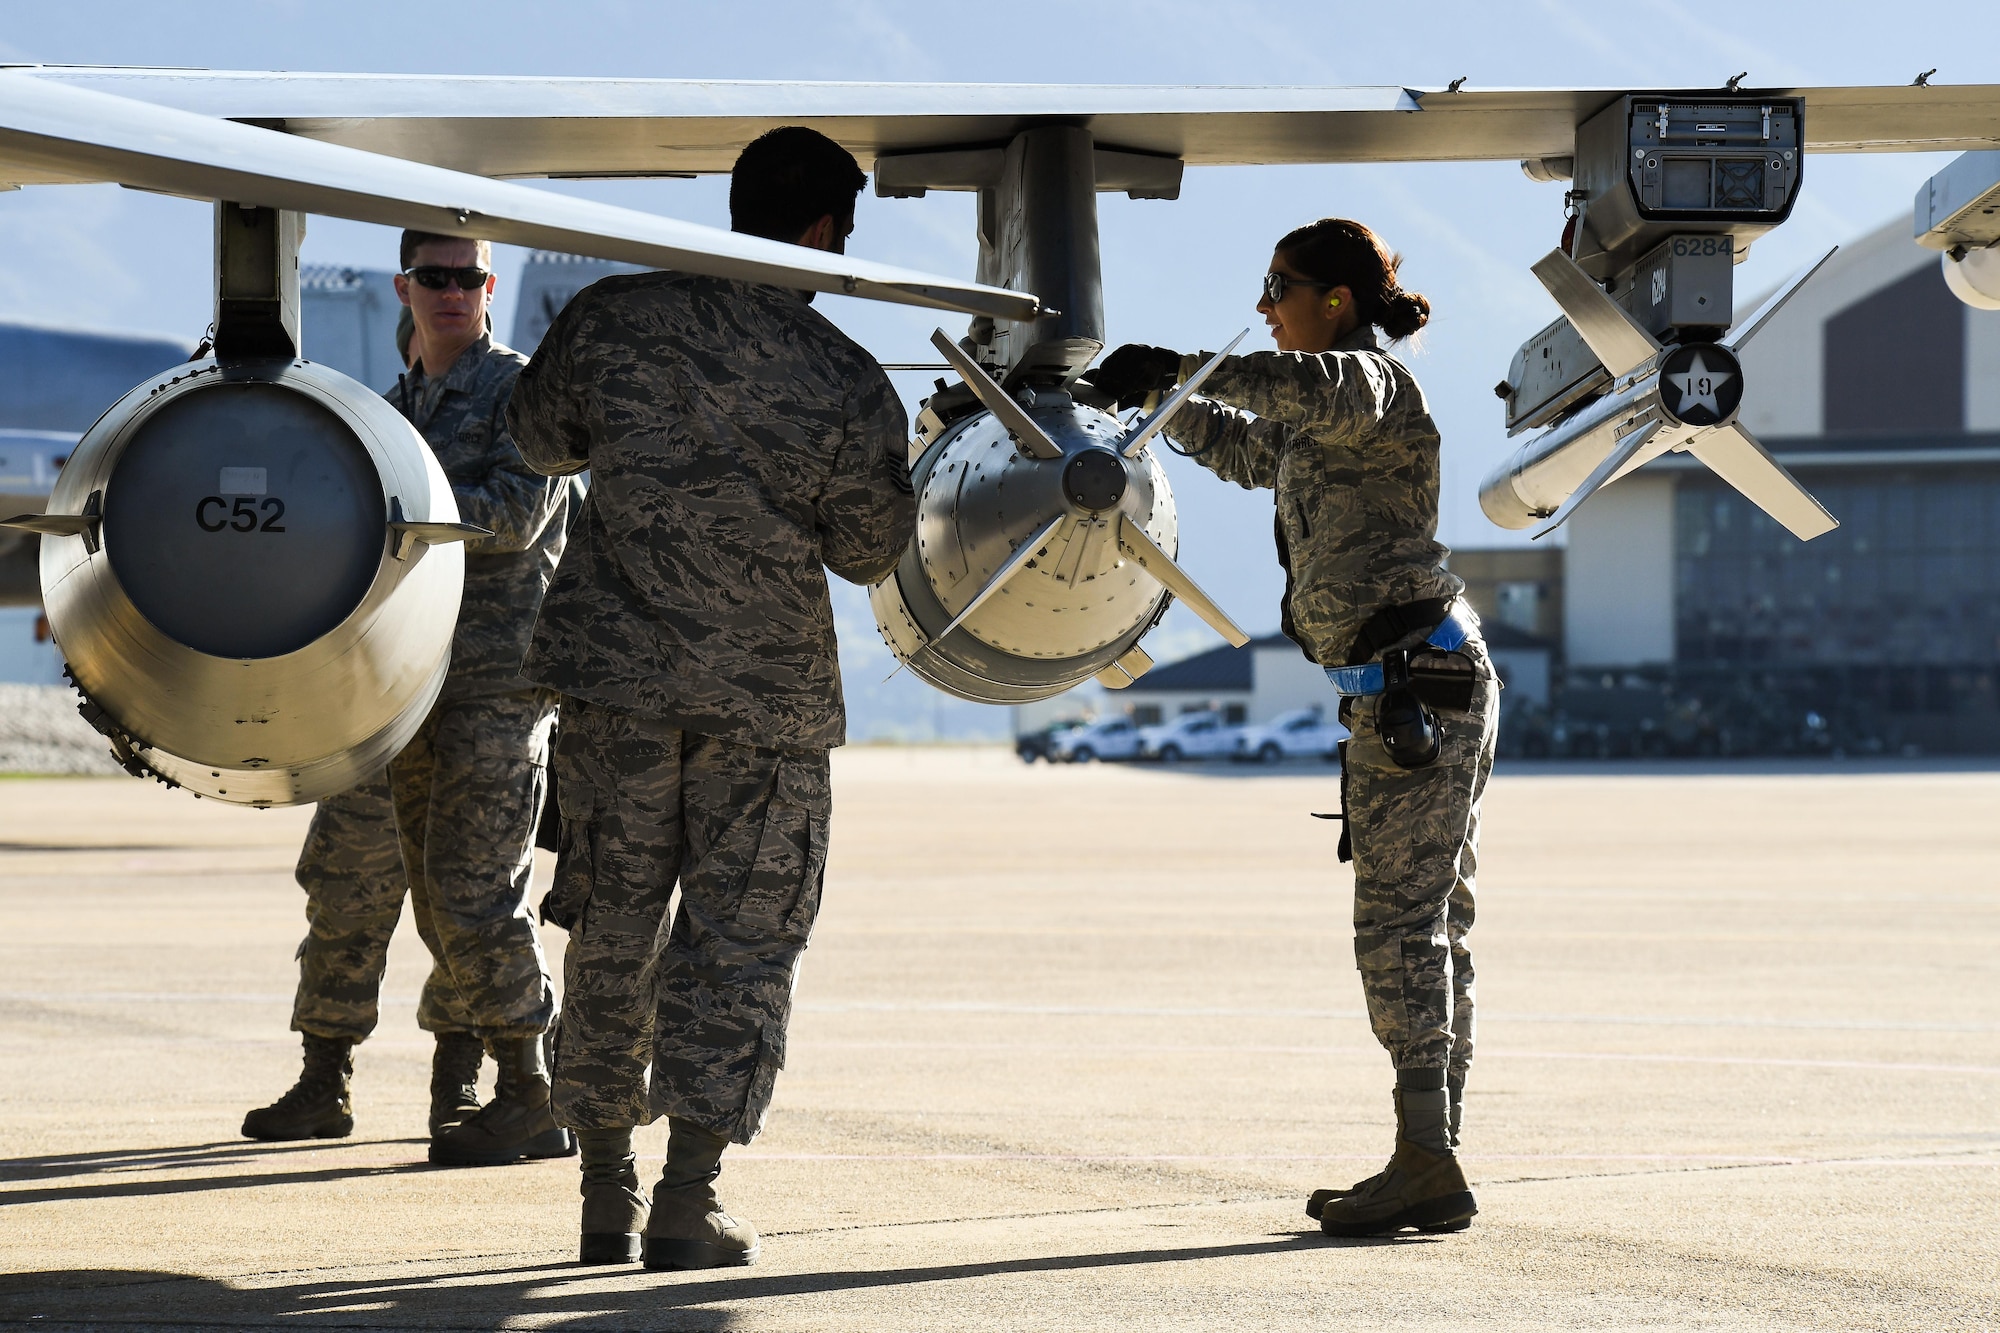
[
  {"xmin": 1345, "ymin": 597, "xmax": 1456, "ymax": 666},
  {"xmin": 1338, "ymin": 597, "xmax": 1478, "ymax": 715}
]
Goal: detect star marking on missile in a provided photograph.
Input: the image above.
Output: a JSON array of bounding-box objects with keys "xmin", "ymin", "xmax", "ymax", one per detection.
[{"xmin": 1667, "ymin": 350, "xmax": 1735, "ymax": 419}]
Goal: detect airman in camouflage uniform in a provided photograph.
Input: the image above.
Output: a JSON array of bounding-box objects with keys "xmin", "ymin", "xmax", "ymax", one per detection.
[
  {"xmin": 508, "ymin": 127, "xmax": 912, "ymax": 1270},
  {"xmin": 1094, "ymin": 224, "xmax": 1494, "ymax": 1237},
  {"xmin": 391, "ymin": 313, "xmax": 578, "ymax": 1169},
  {"xmin": 243, "ymin": 231, "xmax": 577, "ymax": 1165}
]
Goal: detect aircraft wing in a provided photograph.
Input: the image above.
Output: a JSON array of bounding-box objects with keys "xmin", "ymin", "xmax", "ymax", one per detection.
[
  {"xmin": 0, "ymin": 72, "xmax": 1040, "ymax": 322},
  {"xmin": 5, "ymin": 69, "xmax": 2000, "ymax": 182}
]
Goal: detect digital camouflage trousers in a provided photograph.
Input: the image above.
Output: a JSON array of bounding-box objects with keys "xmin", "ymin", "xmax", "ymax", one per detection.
[
  {"xmin": 543, "ymin": 698, "xmax": 830, "ymax": 1145},
  {"xmin": 1342, "ymin": 646, "xmax": 1498, "ymax": 1083},
  {"xmin": 291, "ymin": 770, "xmax": 473, "ymax": 1041},
  {"xmin": 381, "ymin": 689, "xmax": 560, "ymax": 1041}
]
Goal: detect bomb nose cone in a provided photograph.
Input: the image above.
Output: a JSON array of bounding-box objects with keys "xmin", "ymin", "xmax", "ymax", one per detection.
[{"xmin": 1062, "ymin": 448, "xmax": 1127, "ymax": 512}]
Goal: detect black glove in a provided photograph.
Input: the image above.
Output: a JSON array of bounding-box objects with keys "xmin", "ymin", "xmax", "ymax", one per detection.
[{"xmin": 1085, "ymin": 344, "xmax": 1182, "ymax": 410}]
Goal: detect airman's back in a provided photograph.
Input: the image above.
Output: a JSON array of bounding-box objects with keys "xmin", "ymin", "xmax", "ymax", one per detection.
[{"xmin": 510, "ymin": 272, "xmax": 913, "ymax": 749}]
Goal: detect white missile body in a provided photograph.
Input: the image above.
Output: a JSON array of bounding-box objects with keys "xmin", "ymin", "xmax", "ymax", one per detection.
[{"xmin": 1480, "ymin": 248, "xmax": 1840, "ymax": 542}]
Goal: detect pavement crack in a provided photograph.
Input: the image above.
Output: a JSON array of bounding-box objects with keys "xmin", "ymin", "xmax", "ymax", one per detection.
[
  {"xmin": 765, "ymin": 1193, "xmax": 1293, "ymax": 1237},
  {"xmin": 1479, "ymin": 1143, "xmax": 1997, "ymax": 1188}
]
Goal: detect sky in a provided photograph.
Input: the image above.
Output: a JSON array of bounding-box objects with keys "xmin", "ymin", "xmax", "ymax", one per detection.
[{"xmin": 0, "ymin": 1, "xmax": 1992, "ymax": 734}]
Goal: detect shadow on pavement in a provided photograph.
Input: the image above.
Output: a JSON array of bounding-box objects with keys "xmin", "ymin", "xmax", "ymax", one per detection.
[
  {"xmin": 0, "ymin": 842, "xmax": 189, "ymax": 853},
  {"xmin": 1, "ymin": 1137, "xmax": 429, "ymax": 1182},
  {"xmin": 1049, "ymin": 754, "xmax": 2000, "ymax": 780},
  {"xmin": 0, "ymin": 1137, "xmax": 437, "ymax": 1205},
  {"xmin": 0, "ymin": 1238, "xmax": 1402, "ymax": 1328}
]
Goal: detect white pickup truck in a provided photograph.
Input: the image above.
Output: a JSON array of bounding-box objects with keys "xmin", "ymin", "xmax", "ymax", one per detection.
[
  {"xmin": 1051, "ymin": 716, "xmax": 1144, "ymax": 763},
  {"xmin": 1233, "ymin": 707, "xmax": 1348, "ymax": 763},
  {"xmin": 1136, "ymin": 711, "xmax": 1241, "ymax": 763}
]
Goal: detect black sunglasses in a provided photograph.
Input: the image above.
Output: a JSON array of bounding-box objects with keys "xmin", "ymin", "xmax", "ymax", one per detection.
[
  {"xmin": 1262, "ymin": 271, "xmax": 1336, "ymax": 304},
  {"xmin": 404, "ymin": 265, "xmax": 491, "ymax": 291}
]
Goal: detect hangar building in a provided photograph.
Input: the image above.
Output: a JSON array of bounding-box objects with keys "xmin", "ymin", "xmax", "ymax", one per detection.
[{"xmin": 1457, "ymin": 215, "xmax": 2000, "ymax": 754}]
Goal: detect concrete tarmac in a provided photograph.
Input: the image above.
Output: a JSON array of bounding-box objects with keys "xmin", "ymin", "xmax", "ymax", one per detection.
[{"xmin": 1, "ymin": 749, "xmax": 1995, "ymax": 1331}]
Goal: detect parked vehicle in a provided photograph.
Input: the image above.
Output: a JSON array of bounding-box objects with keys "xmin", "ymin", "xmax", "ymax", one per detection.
[
  {"xmin": 1234, "ymin": 707, "xmax": 1347, "ymax": 763},
  {"xmin": 1016, "ymin": 719, "xmax": 1085, "ymax": 764},
  {"xmin": 1051, "ymin": 716, "xmax": 1143, "ymax": 763},
  {"xmin": 1136, "ymin": 710, "xmax": 1241, "ymax": 763}
]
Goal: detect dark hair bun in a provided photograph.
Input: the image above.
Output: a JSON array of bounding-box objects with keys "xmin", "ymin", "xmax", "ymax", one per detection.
[
  {"xmin": 1274, "ymin": 217, "xmax": 1430, "ymax": 341},
  {"xmin": 1377, "ymin": 287, "xmax": 1431, "ymax": 340}
]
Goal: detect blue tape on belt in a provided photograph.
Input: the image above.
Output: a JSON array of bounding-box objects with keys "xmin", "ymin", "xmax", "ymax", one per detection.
[
  {"xmin": 1323, "ymin": 610, "xmax": 1472, "ymax": 697},
  {"xmin": 1426, "ymin": 611, "xmax": 1469, "ymax": 653},
  {"xmin": 1325, "ymin": 663, "xmax": 1384, "ymax": 696}
]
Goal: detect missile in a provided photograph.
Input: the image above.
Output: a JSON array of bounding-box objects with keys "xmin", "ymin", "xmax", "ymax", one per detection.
[
  {"xmin": 1480, "ymin": 248, "xmax": 1840, "ymax": 542},
  {"xmin": 1913, "ymin": 149, "xmax": 2000, "ymax": 311}
]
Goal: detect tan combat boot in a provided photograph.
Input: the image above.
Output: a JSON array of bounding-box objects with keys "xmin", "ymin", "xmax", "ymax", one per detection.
[
  {"xmin": 1307, "ymin": 1078, "xmax": 1465, "ymax": 1221},
  {"xmin": 576, "ymin": 1128, "xmax": 649, "ymax": 1265},
  {"xmin": 1316, "ymin": 1085, "xmax": 1477, "ymax": 1237},
  {"xmin": 242, "ymin": 1034, "xmax": 355, "ymax": 1141},
  {"xmin": 428, "ymin": 1032, "xmax": 485, "ymax": 1135},
  {"xmin": 428, "ymin": 1035, "xmax": 575, "ymax": 1166},
  {"xmin": 641, "ymin": 1117, "xmax": 759, "ymax": 1270}
]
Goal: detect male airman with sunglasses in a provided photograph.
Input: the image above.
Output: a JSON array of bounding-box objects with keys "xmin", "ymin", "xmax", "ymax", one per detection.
[{"xmin": 242, "ymin": 230, "xmax": 580, "ymax": 1169}]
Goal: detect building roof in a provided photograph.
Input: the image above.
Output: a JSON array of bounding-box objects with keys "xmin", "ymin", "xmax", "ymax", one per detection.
[
  {"xmin": 0, "ymin": 320, "xmax": 195, "ymax": 433},
  {"xmin": 299, "ymin": 264, "xmax": 377, "ymax": 290},
  {"xmin": 1480, "ymin": 621, "xmax": 1555, "ymax": 650},
  {"xmin": 1127, "ymin": 634, "xmax": 1291, "ymax": 692}
]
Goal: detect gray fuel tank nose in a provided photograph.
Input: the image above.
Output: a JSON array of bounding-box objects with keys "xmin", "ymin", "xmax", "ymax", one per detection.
[
  {"xmin": 1061, "ymin": 447, "xmax": 1128, "ymax": 512},
  {"xmin": 103, "ymin": 380, "xmax": 387, "ymax": 659}
]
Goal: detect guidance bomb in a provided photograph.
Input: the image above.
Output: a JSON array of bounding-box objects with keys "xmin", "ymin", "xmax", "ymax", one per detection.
[
  {"xmin": 871, "ymin": 329, "xmax": 1250, "ymax": 703},
  {"xmin": 4, "ymin": 356, "xmax": 485, "ymax": 806}
]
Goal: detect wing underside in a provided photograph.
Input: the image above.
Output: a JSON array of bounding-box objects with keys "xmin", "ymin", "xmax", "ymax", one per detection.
[
  {"xmin": 4, "ymin": 68, "xmax": 1994, "ymax": 326},
  {"xmin": 0, "ymin": 72, "xmax": 1041, "ymax": 321},
  {"xmin": 4, "ymin": 70, "xmax": 1999, "ymax": 184}
]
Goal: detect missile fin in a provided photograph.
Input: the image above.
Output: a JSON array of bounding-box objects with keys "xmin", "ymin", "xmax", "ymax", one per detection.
[
  {"xmin": 1115, "ymin": 514, "xmax": 1250, "ymax": 647},
  {"xmin": 0, "ymin": 511, "xmax": 95, "ymax": 538},
  {"xmin": 1726, "ymin": 246, "xmax": 1839, "ymax": 351},
  {"xmin": 1530, "ymin": 419, "xmax": 1663, "ymax": 540},
  {"xmin": 1121, "ymin": 328, "xmax": 1250, "ymax": 458},
  {"xmin": 1114, "ymin": 642, "xmax": 1155, "ymax": 681},
  {"xmin": 1530, "ymin": 249, "xmax": 1661, "ymax": 377},
  {"xmin": 388, "ymin": 497, "xmax": 493, "ymax": 560},
  {"xmin": 1684, "ymin": 422, "xmax": 1839, "ymax": 540},
  {"xmin": 929, "ymin": 329, "xmax": 1063, "ymax": 460},
  {"xmin": 389, "ymin": 520, "xmax": 493, "ymax": 544},
  {"xmin": 933, "ymin": 513, "xmax": 1067, "ymax": 643}
]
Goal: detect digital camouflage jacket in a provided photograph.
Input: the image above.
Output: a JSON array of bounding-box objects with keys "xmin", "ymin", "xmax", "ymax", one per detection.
[
  {"xmin": 506, "ymin": 273, "xmax": 913, "ymax": 751},
  {"xmin": 1169, "ymin": 328, "xmax": 1463, "ymax": 665},
  {"xmin": 391, "ymin": 333, "xmax": 575, "ymax": 701}
]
